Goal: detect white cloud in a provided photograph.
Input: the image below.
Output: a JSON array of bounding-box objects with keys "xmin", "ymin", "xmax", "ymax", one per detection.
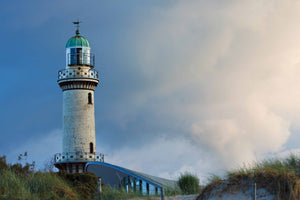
[
  {"xmin": 101, "ymin": 137, "xmax": 219, "ymax": 183},
  {"xmin": 101, "ymin": 0, "xmax": 300, "ymax": 179}
]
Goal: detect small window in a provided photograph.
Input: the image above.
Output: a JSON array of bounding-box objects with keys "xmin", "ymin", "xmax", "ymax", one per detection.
[
  {"xmin": 90, "ymin": 142, "xmax": 94, "ymax": 153},
  {"xmin": 88, "ymin": 93, "xmax": 92, "ymax": 104},
  {"xmin": 70, "ymin": 48, "xmax": 76, "ymax": 54}
]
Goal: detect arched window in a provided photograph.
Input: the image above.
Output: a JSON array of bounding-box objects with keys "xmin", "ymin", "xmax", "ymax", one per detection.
[
  {"xmin": 90, "ymin": 142, "xmax": 94, "ymax": 153},
  {"xmin": 88, "ymin": 93, "xmax": 92, "ymax": 104}
]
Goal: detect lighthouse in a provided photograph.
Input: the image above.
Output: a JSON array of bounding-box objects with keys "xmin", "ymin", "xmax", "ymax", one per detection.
[{"xmin": 54, "ymin": 22, "xmax": 104, "ymax": 173}]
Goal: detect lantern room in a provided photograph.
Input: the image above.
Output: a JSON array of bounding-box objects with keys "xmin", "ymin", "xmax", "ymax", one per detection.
[{"xmin": 65, "ymin": 29, "xmax": 95, "ymax": 67}]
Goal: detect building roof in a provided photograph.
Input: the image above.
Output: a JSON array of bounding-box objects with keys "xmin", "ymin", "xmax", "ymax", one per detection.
[
  {"xmin": 66, "ymin": 29, "xmax": 90, "ymax": 48},
  {"xmin": 86, "ymin": 162, "xmax": 178, "ymax": 190}
]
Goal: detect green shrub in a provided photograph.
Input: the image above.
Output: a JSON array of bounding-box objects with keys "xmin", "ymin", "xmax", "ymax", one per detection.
[
  {"xmin": 178, "ymin": 172, "xmax": 200, "ymax": 194},
  {"xmin": 58, "ymin": 172, "xmax": 98, "ymax": 200}
]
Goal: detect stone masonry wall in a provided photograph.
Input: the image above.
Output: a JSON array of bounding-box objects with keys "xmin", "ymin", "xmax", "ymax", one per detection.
[{"xmin": 62, "ymin": 89, "xmax": 96, "ymax": 156}]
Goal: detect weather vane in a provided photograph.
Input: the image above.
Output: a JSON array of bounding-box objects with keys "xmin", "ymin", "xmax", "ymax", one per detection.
[
  {"xmin": 73, "ymin": 20, "xmax": 82, "ymax": 35},
  {"xmin": 73, "ymin": 20, "xmax": 81, "ymax": 29}
]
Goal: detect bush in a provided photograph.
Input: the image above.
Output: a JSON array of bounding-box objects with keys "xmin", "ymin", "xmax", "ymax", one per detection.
[
  {"xmin": 58, "ymin": 171, "xmax": 98, "ymax": 200},
  {"xmin": 178, "ymin": 172, "xmax": 200, "ymax": 194}
]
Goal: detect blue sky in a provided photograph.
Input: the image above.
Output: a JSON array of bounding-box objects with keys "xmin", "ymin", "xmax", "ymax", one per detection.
[{"xmin": 2, "ymin": 0, "xmax": 300, "ymax": 182}]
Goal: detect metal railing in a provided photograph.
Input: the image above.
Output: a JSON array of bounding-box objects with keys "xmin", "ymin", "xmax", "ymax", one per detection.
[
  {"xmin": 58, "ymin": 68, "xmax": 98, "ymax": 80},
  {"xmin": 67, "ymin": 53, "xmax": 95, "ymax": 67},
  {"xmin": 54, "ymin": 152, "xmax": 104, "ymax": 163}
]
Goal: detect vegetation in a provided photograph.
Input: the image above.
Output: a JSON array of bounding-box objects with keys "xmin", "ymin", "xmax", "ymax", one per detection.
[
  {"xmin": 58, "ymin": 171, "xmax": 97, "ymax": 200},
  {"xmin": 0, "ymin": 152, "xmax": 208, "ymax": 199},
  {"xmin": 178, "ymin": 172, "xmax": 200, "ymax": 194},
  {"xmin": 198, "ymin": 154, "xmax": 300, "ymax": 200},
  {"xmin": 8, "ymin": 152, "xmax": 300, "ymax": 199},
  {"xmin": 0, "ymin": 155, "xmax": 78, "ymax": 200},
  {"xmin": 0, "ymin": 153, "xmax": 162, "ymax": 200}
]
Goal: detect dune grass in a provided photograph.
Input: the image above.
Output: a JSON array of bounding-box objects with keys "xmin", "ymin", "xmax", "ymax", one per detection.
[
  {"xmin": 0, "ymin": 167, "xmax": 139, "ymax": 200},
  {"xmin": 0, "ymin": 154, "xmax": 155, "ymax": 200},
  {"xmin": 0, "ymin": 153, "xmax": 202, "ymax": 199},
  {"xmin": 0, "ymin": 158, "xmax": 78, "ymax": 200},
  {"xmin": 198, "ymin": 154, "xmax": 300, "ymax": 200}
]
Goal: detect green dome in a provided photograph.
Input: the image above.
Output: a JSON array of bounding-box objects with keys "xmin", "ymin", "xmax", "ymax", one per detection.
[{"xmin": 66, "ymin": 30, "xmax": 90, "ymax": 48}]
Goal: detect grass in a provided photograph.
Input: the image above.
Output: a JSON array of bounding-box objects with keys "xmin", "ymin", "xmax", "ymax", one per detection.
[
  {"xmin": 9, "ymin": 152, "xmax": 300, "ymax": 199},
  {"xmin": 0, "ymin": 153, "xmax": 203, "ymax": 199},
  {"xmin": 0, "ymin": 154, "xmax": 175, "ymax": 200},
  {"xmin": 0, "ymin": 166, "xmax": 142, "ymax": 200},
  {"xmin": 198, "ymin": 154, "xmax": 300, "ymax": 200},
  {"xmin": 0, "ymin": 168, "xmax": 78, "ymax": 200}
]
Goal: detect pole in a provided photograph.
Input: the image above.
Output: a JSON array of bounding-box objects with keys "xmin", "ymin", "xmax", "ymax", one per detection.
[
  {"xmin": 98, "ymin": 177, "xmax": 102, "ymax": 200},
  {"xmin": 160, "ymin": 188, "xmax": 164, "ymax": 200},
  {"xmin": 252, "ymin": 183, "xmax": 256, "ymax": 200}
]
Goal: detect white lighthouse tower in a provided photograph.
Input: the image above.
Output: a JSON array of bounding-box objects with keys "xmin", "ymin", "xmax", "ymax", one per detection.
[{"xmin": 54, "ymin": 22, "xmax": 104, "ymax": 173}]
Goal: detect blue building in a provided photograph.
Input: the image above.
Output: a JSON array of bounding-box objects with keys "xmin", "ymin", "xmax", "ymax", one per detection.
[{"xmin": 86, "ymin": 162, "xmax": 178, "ymax": 197}]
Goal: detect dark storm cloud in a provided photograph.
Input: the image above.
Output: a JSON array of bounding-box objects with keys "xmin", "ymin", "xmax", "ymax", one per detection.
[
  {"xmin": 2, "ymin": 0, "xmax": 300, "ymax": 180},
  {"xmin": 0, "ymin": 0, "xmax": 170, "ymax": 152}
]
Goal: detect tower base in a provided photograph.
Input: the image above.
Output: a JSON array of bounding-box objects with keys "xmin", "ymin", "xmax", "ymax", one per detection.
[
  {"xmin": 54, "ymin": 152, "xmax": 104, "ymax": 173},
  {"xmin": 55, "ymin": 162, "xmax": 88, "ymax": 173}
]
